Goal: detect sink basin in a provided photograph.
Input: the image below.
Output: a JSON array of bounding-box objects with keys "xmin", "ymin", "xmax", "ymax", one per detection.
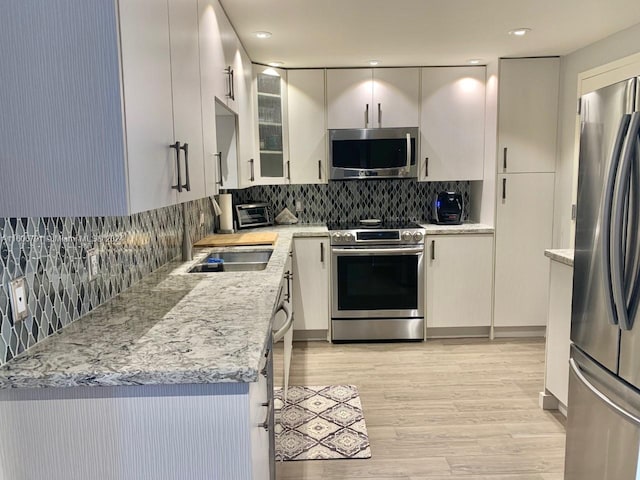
[{"xmin": 187, "ymin": 249, "xmax": 273, "ymax": 273}]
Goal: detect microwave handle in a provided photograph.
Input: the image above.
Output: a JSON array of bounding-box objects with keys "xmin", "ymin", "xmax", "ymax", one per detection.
[{"xmin": 406, "ymin": 133, "xmax": 411, "ymax": 169}]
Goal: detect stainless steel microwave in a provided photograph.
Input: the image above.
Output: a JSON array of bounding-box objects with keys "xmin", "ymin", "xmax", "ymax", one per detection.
[{"xmin": 329, "ymin": 127, "xmax": 419, "ymax": 180}]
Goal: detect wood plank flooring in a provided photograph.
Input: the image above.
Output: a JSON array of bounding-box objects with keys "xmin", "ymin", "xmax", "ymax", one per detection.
[{"xmin": 273, "ymin": 338, "xmax": 566, "ymax": 480}]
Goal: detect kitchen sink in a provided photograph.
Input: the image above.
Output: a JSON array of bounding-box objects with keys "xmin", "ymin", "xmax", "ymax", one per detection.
[{"xmin": 187, "ymin": 250, "xmax": 273, "ymax": 273}]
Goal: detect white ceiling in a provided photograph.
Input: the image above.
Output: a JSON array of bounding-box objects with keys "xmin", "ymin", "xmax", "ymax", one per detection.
[{"xmin": 219, "ymin": 0, "xmax": 640, "ymax": 68}]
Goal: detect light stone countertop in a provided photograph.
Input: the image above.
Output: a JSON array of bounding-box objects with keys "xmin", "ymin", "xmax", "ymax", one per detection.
[
  {"xmin": 419, "ymin": 223, "xmax": 494, "ymax": 235},
  {"xmin": 0, "ymin": 225, "xmax": 328, "ymax": 389},
  {"xmin": 545, "ymin": 249, "xmax": 574, "ymax": 267}
]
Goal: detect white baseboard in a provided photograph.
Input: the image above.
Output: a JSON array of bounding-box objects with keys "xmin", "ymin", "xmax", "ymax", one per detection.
[{"xmin": 494, "ymin": 326, "xmax": 546, "ymax": 338}]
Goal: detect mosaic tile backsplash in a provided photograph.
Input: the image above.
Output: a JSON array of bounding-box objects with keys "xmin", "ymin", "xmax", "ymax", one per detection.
[
  {"xmin": 231, "ymin": 180, "xmax": 471, "ymax": 224},
  {"xmin": 0, "ymin": 198, "xmax": 215, "ymax": 366}
]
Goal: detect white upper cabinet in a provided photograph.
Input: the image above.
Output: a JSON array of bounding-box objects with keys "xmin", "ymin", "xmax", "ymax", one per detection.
[
  {"xmin": 253, "ymin": 65, "xmax": 289, "ymax": 185},
  {"xmin": 236, "ymin": 46, "xmax": 258, "ymax": 188},
  {"xmin": 327, "ymin": 68, "xmax": 419, "ymax": 129},
  {"xmin": 419, "ymin": 66, "xmax": 486, "ymax": 182},
  {"xmin": 0, "ymin": 0, "xmax": 208, "ymax": 217},
  {"xmin": 498, "ymin": 58, "xmax": 560, "ymax": 173},
  {"xmin": 167, "ymin": 0, "xmax": 206, "ymax": 202},
  {"xmin": 372, "ymin": 68, "xmax": 420, "ymax": 128},
  {"xmin": 198, "ymin": 0, "xmax": 255, "ymax": 191},
  {"xmin": 287, "ymin": 69, "xmax": 327, "ymax": 184}
]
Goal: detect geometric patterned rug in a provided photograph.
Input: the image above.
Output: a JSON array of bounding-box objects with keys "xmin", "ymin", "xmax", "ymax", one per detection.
[{"xmin": 274, "ymin": 385, "xmax": 372, "ymax": 461}]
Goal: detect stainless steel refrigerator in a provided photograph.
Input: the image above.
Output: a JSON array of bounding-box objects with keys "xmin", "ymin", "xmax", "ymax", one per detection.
[{"xmin": 565, "ymin": 76, "xmax": 640, "ymax": 478}]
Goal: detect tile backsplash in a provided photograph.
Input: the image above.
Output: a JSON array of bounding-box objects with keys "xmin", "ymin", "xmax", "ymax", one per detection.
[
  {"xmin": 0, "ymin": 198, "xmax": 215, "ymax": 366},
  {"xmin": 231, "ymin": 179, "xmax": 471, "ymax": 224}
]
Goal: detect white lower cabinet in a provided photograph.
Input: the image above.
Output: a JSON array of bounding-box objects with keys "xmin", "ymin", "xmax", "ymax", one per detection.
[
  {"xmin": 292, "ymin": 237, "xmax": 330, "ymax": 335},
  {"xmin": 425, "ymin": 234, "xmax": 494, "ymax": 334},
  {"xmin": 543, "ymin": 259, "xmax": 573, "ymax": 410},
  {"xmin": 494, "ymin": 173, "xmax": 555, "ymax": 330}
]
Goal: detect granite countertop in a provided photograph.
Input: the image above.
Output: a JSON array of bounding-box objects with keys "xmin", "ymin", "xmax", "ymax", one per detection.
[
  {"xmin": 0, "ymin": 225, "xmax": 328, "ymax": 389},
  {"xmin": 545, "ymin": 249, "xmax": 574, "ymax": 267},
  {"xmin": 419, "ymin": 222, "xmax": 494, "ymax": 234}
]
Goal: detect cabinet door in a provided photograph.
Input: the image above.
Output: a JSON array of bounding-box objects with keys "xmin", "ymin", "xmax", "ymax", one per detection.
[
  {"xmin": 197, "ymin": 0, "xmax": 229, "ymax": 196},
  {"xmin": 327, "ymin": 69, "xmax": 373, "ymax": 129},
  {"xmin": 420, "ymin": 67, "xmax": 486, "ymax": 181},
  {"xmin": 168, "ymin": 0, "xmax": 205, "ymax": 202},
  {"xmin": 288, "ymin": 69, "xmax": 327, "ymax": 184},
  {"xmin": 426, "ymin": 235, "xmax": 494, "ymax": 329},
  {"xmin": 494, "ymin": 172, "xmax": 555, "ymax": 327},
  {"xmin": 372, "ymin": 68, "xmax": 420, "ymax": 128},
  {"xmin": 220, "ymin": 7, "xmax": 239, "ymax": 113},
  {"xmin": 545, "ymin": 261, "xmax": 573, "ymax": 406},
  {"xmin": 235, "ymin": 45, "xmax": 257, "ymax": 188},
  {"xmin": 498, "ymin": 58, "xmax": 559, "ymax": 173},
  {"xmin": 119, "ymin": 0, "xmax": 177, "ymax": 213},
  {"xmin": 254, "ymin": 65, "xmax": 288, "ymax": 185},
  {"xmin": 292, "ymin": 238, "xmax": 329, "ymax": 331}
]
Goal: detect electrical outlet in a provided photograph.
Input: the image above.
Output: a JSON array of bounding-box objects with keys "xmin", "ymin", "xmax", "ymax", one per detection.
[
  {"xmin": 200, "ymin": 212, "xmax": 205, "ymax": 227},
  {"xmin": 87, "ymin": 248, "xmax": 99, "ymax": 281},
  {"xmin": 295, "ymin": 199, "xmax": 303, "ymax": 213},
  {"xmin": 9, "ymin": 277, "xmax": 28, "ymax": 323}
]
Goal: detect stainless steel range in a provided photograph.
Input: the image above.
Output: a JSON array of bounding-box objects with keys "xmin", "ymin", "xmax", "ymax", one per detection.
[{"xmin": 329, "ymin": 220, "xmax": 425, "ymax": 341}]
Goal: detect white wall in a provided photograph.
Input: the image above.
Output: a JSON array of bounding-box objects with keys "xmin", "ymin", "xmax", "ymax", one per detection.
[{"xmin": 554, "ymin": 22, "xmax": 640, "ymax": 248}]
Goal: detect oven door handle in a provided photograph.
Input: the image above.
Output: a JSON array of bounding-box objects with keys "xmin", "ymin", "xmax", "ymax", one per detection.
[{"xmin": 331, "ymin": 247, "xmax": 424, "ymax": 255}]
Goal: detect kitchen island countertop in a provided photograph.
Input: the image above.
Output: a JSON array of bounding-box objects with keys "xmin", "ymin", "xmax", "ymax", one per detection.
[
  {"xmin": 0, "ymin": 225, "xmax": 328, "ymax": 389},
  {"xmin": 545, "ymin": 248, "xmax": 574, "ymax": 267}
]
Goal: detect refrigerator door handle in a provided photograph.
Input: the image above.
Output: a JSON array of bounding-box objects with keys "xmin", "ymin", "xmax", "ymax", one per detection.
[
  {"xmin": 612, "ymin": 112, "xmax": 640, "ymax": 330},
  {"xmin": 570, "ymin": 358, "xmax": 640, "ymax": 427},
  {"xmin": 624, "ymin": 133, "xmax": 640, "ymax": 330},
  {"xmin": 602, "ymin": 114, "xmax": 632, "ymax": 326}
]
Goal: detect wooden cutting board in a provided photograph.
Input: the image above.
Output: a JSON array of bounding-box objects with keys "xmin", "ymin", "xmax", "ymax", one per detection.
[{"xmin": 193, "ymin": 232, "xmax": 278, "ymax": 247}]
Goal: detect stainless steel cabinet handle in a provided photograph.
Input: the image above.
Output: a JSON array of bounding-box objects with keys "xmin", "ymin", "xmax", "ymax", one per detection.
[
  {"xmin": 378, "ymin": 103, "xmax": 381, "ymax": 127},
  {"xmin": 570, "ymin": 359, "xmax": 640, "ymax": 427},
  {"xmin": 258, "ymin": 401, "xmax": 273, "ymax": 431},
  {"xmin": 249, "ymin": 158, "xmax": 255, "ymax": 182},
  {"xmin": 230, "ymin": 68, "xmax": 235, "ymax": 100},
  {"xmin": 320, "ymin": 243, "xmax": 325, "ymax": 263},
  {"xmin": 425, "ymin": 157, "xmax": 429, "ymax": 177},
  {"xmin": 214, "ymin": 152, "xmax": 223, "ymax": 186},
  {"xmin": 431, "ymin": 240, "xmax": 435, "ymax": 260},
  {"xmin": 502, "ymin": 178, "xmax": 506, "ymax": 200},
  {"xmin": 180, "ymin": 143, "xmax": 190, "ymax": 191},
  {"xmin": 365, "ymin": 103, "xmax": 369, "ymax": 127},
  {"xmin": 503, "ymin": 147, "xmax": 508, "ymax": 171},
  {"xmin": 224, "ymin": 66, "xmax": 234, "ymax": 100},
  {"xmin": 318, "ymin": 160, "xmax": 322, "ymax": 180},
  {"xmin": 170, "ymin": 141, "xmax": 182, "ymax": 192},
  {"xmin": 286, "ymin": 160, "xmax": 291, "ymax": 180}
]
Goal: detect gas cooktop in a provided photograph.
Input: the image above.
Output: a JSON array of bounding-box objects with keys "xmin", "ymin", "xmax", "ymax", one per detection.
[{"xmin": 327, "ymin": 220, "xmax": 424, "ymax": 231}]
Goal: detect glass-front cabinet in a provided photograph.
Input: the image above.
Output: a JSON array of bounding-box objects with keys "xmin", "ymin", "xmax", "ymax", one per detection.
[{"xmin": 254, "ymin": 65, "xmax": 289, "ymax": 183}]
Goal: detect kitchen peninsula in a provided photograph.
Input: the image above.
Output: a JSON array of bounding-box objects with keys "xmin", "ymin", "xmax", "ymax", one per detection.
[{"xmin": 0, "ymin": 226, "xmax": 326, "ymax": 480}]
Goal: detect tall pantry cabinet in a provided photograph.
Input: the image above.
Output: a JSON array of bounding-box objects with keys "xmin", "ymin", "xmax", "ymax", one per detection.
[{"xmin": 494, "ymin": 57, "xmax": 559, "ymax": 331}]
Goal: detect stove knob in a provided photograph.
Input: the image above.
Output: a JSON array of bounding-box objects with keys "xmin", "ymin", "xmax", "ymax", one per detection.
[
  {"xmin": 412, "ymin": 232, "xmax": 424, "ymax": 242},
  {"xmin": 343, "ymin": 233, "xmax": 354, "ymax": 243},
  {"xmin": 332, "ymin": 233, "xmax": 342, "ymax": 242},
  {"xmin": 401, "ymin": 231, "xmax": 413, "ymax": 242}
]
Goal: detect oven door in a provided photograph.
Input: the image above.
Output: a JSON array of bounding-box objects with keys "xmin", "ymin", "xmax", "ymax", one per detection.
[{"xmin": 331, "ymin": 245, "xmax": 424, "ymax": 318}]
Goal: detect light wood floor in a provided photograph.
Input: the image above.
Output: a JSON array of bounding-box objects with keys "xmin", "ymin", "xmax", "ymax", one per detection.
[{"xmin": 273, "ymin": 338, "xmax": 566, "ymax": 480}]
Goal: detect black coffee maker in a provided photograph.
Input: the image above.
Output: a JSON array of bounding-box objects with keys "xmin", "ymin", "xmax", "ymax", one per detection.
[{"xmin": 432, "ymin": 191, "xmax": 463, "ymax": 225}]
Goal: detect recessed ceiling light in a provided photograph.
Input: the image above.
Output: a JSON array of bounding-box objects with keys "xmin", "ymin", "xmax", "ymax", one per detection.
[
  {"xmin": 268, "ymin": 61, "xmax": 284, "ymax": 67},
  {"xmin": 508, "ymin": 28, "xmax": 531, "ymax": 36},
  {"xmin": 369, "ymin": 60, "xmax": 379, "ymax": 66},
  {"xmin": 254, "ymin": 31, "xmax": 272, "ymax": 39},
  {"xmin": 468, "ymin": 59, "xmax": 482, "ymax": 65}
]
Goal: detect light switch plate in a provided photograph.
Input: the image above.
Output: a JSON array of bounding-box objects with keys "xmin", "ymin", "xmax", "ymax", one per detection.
[
  {"xmin": 87, "ymin": 248, "xmax": 99, "ymax": 281},
  {"xmin": 295, "ymin": 199, "xmax": 303, "ymax": 213},
  {"xmin": 9, "ymin": 277, "xmax": 28, "ymax": 323},
  {"xmin": 200, "ymin": 212, "xmax": 205, "ymax": 226}
]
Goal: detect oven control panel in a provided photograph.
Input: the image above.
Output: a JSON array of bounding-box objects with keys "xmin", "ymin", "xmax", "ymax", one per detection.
[{"xmin": 331, "ymin": 229, "xmax": 425, "ymax": 246}]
